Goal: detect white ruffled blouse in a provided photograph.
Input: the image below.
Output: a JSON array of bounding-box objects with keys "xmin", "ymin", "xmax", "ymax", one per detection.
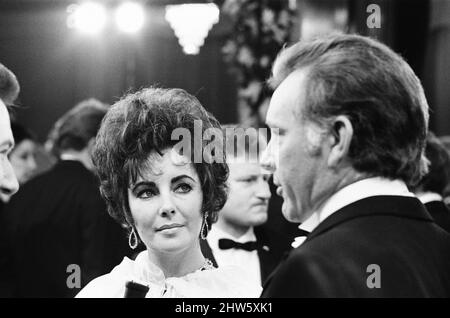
[{"xmin": 76, "ymin": 251, "xmax": 262, "ymax": 298}]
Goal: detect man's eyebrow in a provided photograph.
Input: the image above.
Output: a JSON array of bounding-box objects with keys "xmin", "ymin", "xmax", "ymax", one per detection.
[
  {"xmin": 265, "ymin": 119, "xmax": 276, "ymax": 128},
  {"xmin": 266, "ymin": 118, "xmax": 284, "ymax": 129}
]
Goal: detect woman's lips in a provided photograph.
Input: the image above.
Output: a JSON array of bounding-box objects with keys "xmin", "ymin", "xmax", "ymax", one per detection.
[{"xmin": 156, "ymin": 223, "xmax": 184, "ymax": 232}]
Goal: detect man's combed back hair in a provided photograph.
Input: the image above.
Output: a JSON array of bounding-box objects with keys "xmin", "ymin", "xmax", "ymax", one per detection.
[
  {"xmin": 0, "ymin": 63, "xmax": 20, "ymax": 105},
  {"xmin": 93, "ymin": 87, "xmax": 229, "ymax": 229},
  {"xmin": 270, "ymin": 34, "xmax": 429, "ymax": 186}
]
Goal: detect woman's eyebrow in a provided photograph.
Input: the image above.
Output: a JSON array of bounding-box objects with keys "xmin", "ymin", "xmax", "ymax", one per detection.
[
  {"xmin": 131, "ymin": 181, "xmax": 155, "ymax": 191},
  {"xmin": 171, "ymin": 175, "xmax": 195, "ymax": 183}
]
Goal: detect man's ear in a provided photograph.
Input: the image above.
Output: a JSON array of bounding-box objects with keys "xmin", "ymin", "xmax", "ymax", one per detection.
[{"xmin": 327, "ymin": 115, "xmax": 353, "ymax": 168}]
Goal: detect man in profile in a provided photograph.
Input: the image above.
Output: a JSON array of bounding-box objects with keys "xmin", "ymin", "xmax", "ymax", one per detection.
[
  {"xmin": 261, "ymin": 34, "xmax": 450, "ymax": 297},
  {"xmin": 1, "ymin": 99, "xmax": 130, "ymax": 297},
  {"xmin": 0, "ymin": 63, "xmax": 20, "ymax": 297},
  {"xmin": 0, "ymin": 63, "xmax": 20, "ymax": 207}
]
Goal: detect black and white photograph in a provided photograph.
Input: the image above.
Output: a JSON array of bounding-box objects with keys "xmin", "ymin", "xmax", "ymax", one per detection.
[{"xmin": 0, "ymin": 0, "xmax": 450, "ymax": 302}]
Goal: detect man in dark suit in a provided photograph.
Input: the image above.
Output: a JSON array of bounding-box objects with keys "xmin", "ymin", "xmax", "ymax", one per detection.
[
  {"xmin": 0, "ymin": 63, "xmax": 20, "ymax": 207},
  {"xmin": 0, "ymin": 63, "xmax": 21, "ymax": 298},
  {"xmin": 201, "ymin": 125, "xmax": 291, "ymax": 286},
  {"xmin": 260, "ymin": 34, "xmax": 450, "ymax": 297},
  {"xmin": 413, "ymin": 133, "xmax": 450, "ymax": 233},
  {"xmin": 0, "ymin": 99, "xmax": 130, "ymax": 297},
  {"xmin": 439, "ymin": 136, "xmax": 450, "ymax": 208}
]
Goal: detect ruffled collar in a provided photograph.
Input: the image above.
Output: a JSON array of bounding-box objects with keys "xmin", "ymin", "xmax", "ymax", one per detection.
[
  {"xmin": 77, "ymin": 250, "xmax": 262, "ymax": 298},
  {"xmin": 110, "ymin": 251, "xmax": 217, "ymax": 297}
]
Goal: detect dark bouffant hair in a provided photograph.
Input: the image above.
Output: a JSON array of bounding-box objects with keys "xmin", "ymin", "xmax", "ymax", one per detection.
[{"xmin": 93, "ymin": 87, "xmax": 229, "ymax": 235}]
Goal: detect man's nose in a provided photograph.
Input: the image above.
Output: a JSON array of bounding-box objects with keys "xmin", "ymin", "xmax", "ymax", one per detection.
[
  {"xmin": 27, "ymin": 156, "xmax": 37, "ymax": 171},
  {"xmin": 260, "ymin": 142, "xmax": 275, "ymax": 173},
  {"xmin": 0, "ymin": 159, "xmax": 19, "ymax": 197},
  {"xmin": 256, "ymin": 177, "xmax": 271, "ymax": 201}
]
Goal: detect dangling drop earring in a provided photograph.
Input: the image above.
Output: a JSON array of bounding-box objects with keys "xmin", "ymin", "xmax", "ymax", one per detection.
[
  {"xmin": 129, "ymin": 227, "xmax": 138, "ymax": 249},
  {"xmin": 200, "ymin": 211, "xmax": 209, "ymax": 240}
]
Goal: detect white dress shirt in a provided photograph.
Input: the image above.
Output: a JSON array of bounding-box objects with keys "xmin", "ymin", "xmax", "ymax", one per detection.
[
  {"xmin": 416, "ymin": 191, "xmax": 443, "ymax": 204},
  {"xmin": 207, "ymin": 226, "xmax": 262, "ymax": 286},
  {"xmin": 292, "ymin": 177, "xmax": 415, "ymax": 248}
]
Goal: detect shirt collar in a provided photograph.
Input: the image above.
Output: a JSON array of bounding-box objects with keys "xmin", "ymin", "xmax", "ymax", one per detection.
[
  {"xmin": 417, "ymin": 192, "xmax": 443, "ymax": 204},
  {"xmin": 208, "ymin": 226, "xmax": 256, "ymax": 247},
  {"xmin": 299, "ymin": 177, "xmax": 415, "ymax": 234}
]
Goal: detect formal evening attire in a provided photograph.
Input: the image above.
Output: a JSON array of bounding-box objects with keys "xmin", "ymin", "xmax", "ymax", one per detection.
[
  {"xmin": 76, "ymin": 251, "xmax": 261, "ymax": 298},
  {"xmin": 261, "ymin": 177, "xmax": 450, "ymax": 297},
  {"xmin": 418, "ymin": 192, "xmax": 450, "ymax": 233},
  {"xmin": 201, "ymin": 225, "xmax": 291, "ymax": 285},
  {"xmin": 0, "ymin": 160, "xmax": 131, "ymax": 297}
]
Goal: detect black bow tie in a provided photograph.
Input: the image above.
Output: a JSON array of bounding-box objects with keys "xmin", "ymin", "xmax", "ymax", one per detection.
[
  {"xmin": 297, "ymin": 229, "xmax": 310, "ymax": 237},
  {"xmin": 218, "ymin": 238, "xmax": 259, "ymax": 251}
]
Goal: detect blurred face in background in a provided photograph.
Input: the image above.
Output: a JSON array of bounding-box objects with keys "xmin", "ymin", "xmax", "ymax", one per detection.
[
  {"xmin": 9, "ymin": 139, "xmax": 37, "ymax": 184},
  {"xmin": 0, "ymin": 100, "xmax": 19, "ymax": 202},
  {"xmin": 218, "ymin": 158, "xmax": 271, "ymax": 237}
]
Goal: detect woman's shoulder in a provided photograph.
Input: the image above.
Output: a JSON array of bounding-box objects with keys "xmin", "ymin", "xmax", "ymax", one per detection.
[{"xmin": 76, "ymin": 257, "xmax": 135, "ymax": 298}]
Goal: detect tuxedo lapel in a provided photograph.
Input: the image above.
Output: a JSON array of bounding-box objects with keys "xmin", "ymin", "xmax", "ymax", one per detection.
[
  {"xmin": 254, "ymin": 226, "xmax": 292, "ymax": 284},
  {"xmin": 305, "ymin": 195, "xmax": 433, "ymax": 244},
  {"xmin": 425, "ymin": 200, "xmax": 450, "ymax": 233},
  {"xmin": 254, "ymin": 229, "xmax": 274, "ymax": 284}
]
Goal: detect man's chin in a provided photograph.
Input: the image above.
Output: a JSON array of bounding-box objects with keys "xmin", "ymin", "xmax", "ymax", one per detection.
[{"xmin": 281, "ymin": 201, "xmax": 299, "ymax": 223}]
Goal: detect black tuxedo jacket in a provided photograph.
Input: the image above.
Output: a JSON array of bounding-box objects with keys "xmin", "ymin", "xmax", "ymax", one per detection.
[
  {"xmin": 0, "ymin": 160, "xmax": 131, "ymax": 297},
  {"xmin": 261, "ymin": 196, "xmax": 450, "ymax": 297},
  {"xmin": 424, "ymin": 200, "xmax": 450, "ymax": 233},
  {"xmin": 201, "ymin": 226, "xmax": 292, "ymax": 284}
]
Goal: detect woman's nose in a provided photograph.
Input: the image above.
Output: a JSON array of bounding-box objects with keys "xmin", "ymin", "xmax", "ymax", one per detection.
[{"xmin": 158, "ymin": 193, "xmax": 176, "ymax": 217}]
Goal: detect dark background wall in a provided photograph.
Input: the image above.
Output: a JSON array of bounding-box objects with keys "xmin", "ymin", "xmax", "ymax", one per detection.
[
  {"xmin": 1, "ymin": 0, "xmax": 449, "ymax": 140},
  {"xmin": 0, "ymin": 1, "xmax": 237, "ymax": 142},
  {"xmin": 349, "ymin": 0, "xmax": 449, "ymax": 136}
]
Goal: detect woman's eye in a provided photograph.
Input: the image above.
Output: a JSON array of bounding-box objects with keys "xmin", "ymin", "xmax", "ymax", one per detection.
[
  {"xmin": 137, "ymin": 189, "xmax": 156, "ymax": 199},
  {"xmin": 241, "ymin": 177, "xmax": 257, "ymax": 183},
  {"xmin": 175, "ymin": 183, "xmax": 192, "ymax": 194}
]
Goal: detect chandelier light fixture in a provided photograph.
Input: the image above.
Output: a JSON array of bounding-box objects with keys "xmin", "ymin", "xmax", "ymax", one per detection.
[{"xmin": 165, "ymin": 3, "xmax": 220, "ymax": 55}]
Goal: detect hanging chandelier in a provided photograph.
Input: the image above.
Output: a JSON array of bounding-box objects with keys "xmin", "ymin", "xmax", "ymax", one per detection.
[{"xmin": 165, "ymin": 3, "xmax": 220, "ymax": 55}]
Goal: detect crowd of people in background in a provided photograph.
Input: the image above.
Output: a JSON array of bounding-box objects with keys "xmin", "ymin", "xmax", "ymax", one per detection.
[{"xmin": 1, "ymin": 33, "xmax": 450, "ymax": 298}]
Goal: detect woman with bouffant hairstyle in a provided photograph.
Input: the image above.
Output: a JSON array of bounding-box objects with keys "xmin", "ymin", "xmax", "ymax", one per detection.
[{"xmin": 77, "ymin": 87, "xmax": 261, "ymax": 297}]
